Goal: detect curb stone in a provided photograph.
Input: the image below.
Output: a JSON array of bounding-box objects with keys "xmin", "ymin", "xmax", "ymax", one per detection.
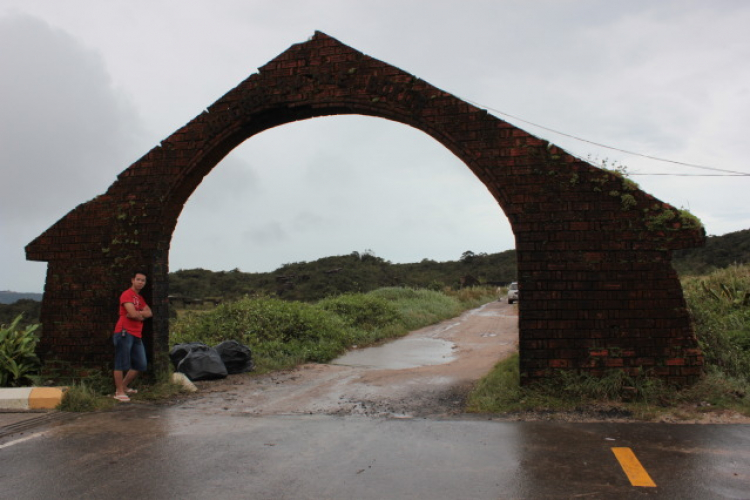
[{"xmin": 0, "ymin": 387, "xmax": 67, "ymax": 410}]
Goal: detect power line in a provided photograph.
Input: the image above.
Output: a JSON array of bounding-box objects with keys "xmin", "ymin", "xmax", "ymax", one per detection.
[
  {"xmin": 460, "ymin": 97, "xmax": 750, "ymax": 177},
  {"xmin": 629, "ymin": 173, "xmax": 748, "ymax": 177}
]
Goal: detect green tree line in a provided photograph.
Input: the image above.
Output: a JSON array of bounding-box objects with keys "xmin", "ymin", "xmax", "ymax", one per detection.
[
  {"xmin": 4, "ymin": 227, "xmax": 749, "ymax": 324},
  {"xmin": 169, "ymin": 249, "xmax": 518, "ymax": 303},
  {"xmin": 673, "ymin": 228, "xmax": 750, "ymax": 276},
  {"xmin": 0, "ymin": 299, "xmax": 41, "ymax": 329}
]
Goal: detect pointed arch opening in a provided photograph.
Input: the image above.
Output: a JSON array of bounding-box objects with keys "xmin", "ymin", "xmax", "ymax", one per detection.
[
  {"xmin": 27, "ymin": 31, "xmax": 704, "ymax": 385},
  {"xmin": 170, "ymin": 114, "xmax": 513, "ymax": 276}
]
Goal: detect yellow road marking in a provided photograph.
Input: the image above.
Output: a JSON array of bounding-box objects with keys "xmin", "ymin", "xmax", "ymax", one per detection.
[{"xmin": 612, "ymin": 447, "xmax": 657, "ymax": 487}]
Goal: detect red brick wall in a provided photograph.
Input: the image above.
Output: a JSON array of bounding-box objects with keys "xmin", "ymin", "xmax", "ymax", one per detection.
[{"xmin": 26, "ymin": 31, "xmax": 704, "ymax": 384}]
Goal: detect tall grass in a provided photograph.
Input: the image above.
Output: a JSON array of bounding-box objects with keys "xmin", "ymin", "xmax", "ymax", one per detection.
[
  {"xmin": 368, "ymin": 287, "xmax": 465, "ymax": 330},
  {"xmin": 170, "ymin": 287, "xmax": 498, "ymax": 373},
  {"xmin": 682, "ymin": 264, "xmax": 750, "ymax": 380},
  {"xmin": 466, "ymin": 354, "xmax": 671, "ymax": 414},
  {"xmin": 467, "ymin": 265, "xmax": 750, "ymax": 417},
  {"xmin": 171, "ymin": 296, "xmax": 353, "ymax": 371}
]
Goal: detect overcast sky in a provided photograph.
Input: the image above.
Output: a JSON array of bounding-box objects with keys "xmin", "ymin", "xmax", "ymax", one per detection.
[{"xmin": 2, "ymin": 1, "xmax": 749, "ymax": 293}]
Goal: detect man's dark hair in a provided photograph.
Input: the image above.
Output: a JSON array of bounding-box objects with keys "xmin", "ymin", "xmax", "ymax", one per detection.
[{"xmin": 132, "ymin": 269, "xmax": 148, "ymax": 279}]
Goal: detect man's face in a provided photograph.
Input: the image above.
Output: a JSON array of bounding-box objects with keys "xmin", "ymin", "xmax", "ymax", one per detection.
[{"xmin": 132, "ymin": 274, "xmax": 147, "ymax": 291}]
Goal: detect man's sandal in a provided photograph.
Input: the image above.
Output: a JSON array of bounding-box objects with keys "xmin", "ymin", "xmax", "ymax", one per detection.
[
  {"xmin": 113, "ymin": 394, "xmax": 130, "ymax": 402},
  {"xmin": 125, "ymin": 388, "xmax": 138, "ymax": 394}
]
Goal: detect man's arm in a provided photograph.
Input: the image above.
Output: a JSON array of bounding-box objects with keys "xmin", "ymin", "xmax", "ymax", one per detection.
[
  {"xmin": 123, "ymin": 302, "xmax": 149, "ymax": 321},
  {"xmin": 141, "ymin": 304, "xmax": 153, "ymax": 319}
]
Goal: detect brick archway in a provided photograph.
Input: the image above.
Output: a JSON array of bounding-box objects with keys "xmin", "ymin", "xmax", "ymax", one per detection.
[{"xmin": 27, "ymin": 32, "xmax": 704, "ymax": 384}]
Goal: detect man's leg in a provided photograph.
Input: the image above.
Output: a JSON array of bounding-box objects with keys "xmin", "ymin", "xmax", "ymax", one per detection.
[
  {"xmin": 123, "ymin": 337, "xmax": 147, "ymax": 393},
  {"xmin": 122, "ymin": 370, "xmax": 139, "ymax": 392},
  {"xmin": 114, "ymin": 370, "xmax": 127, "ymax": 396},
  {"xmin": 113, "ymin": 333, "xmax": 133, "ymax": 398}
]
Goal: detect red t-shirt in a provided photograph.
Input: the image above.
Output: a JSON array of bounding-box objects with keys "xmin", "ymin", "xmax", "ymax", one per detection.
[{"xmin": 114, "ymin": 289, "xmax": 148, "ymax": 338}]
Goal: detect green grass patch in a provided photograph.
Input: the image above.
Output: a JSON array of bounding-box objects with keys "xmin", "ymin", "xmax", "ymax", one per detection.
[
  {"xmin": 171, "ymin": 296, "xmax": 353, "ymax": 372},
  {"xmin": 468, "ymin": 266, "xmax": 750, "ymax": 419},
  {"xmin": 317, "ymin": 293, "xmax": 400, "ymax": 330},
  {"xmin": 467, "ymin": 355, "xmax": 675, "ymax": 417},
  {"xmin": 56, "ymin": 365, "xmax": 189, "ymax": 411},
  {"xmin": 682, "ymin": 264, "xmax": 750, "ymax": 379},
  {"xmin": 466, "ymin": 357, "xmax": 750, "ymax": 420},
  {"xmin": 465, "ymin": 353, "xmax": 527, "ymax": 412},
  {"xmin": 132, "ymin": 378, "xmax": 186, "ymax": 402},
  {"xmin": 169, "ymin": 287, "xmax": 498, "ymax": 374},
  {"xmin": 369, "ymin": 287, "xmax": 467, "ymax": 330},
  {"xmin": 58, "ymin": 381, "xmax": 116, "ymax": 412},
  {"xmin": 51, "ymin": 286, "xmax": 497, "ymax": 412}
]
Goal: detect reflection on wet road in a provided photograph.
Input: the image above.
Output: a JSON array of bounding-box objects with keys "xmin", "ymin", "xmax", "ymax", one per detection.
[
  {"xmin": 1, "ymin": 301, "xmax": 749, "ymax": 498},
  {"xmin": 1, "ymin": 409, "xmax": 748, "ymax": 499},
  {"xmin": 168, "ymin": 300, "xmax": 519, "ymax": 418},
  {"xmin": 332, "ymin": 337, "xmax": 456, "ymax": 369}
]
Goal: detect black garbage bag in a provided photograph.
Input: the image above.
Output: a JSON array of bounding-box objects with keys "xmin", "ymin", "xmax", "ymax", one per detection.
[
  {"xmin": 169, "ymin": 342, "xmax": 207, "ymax": 369},
  {"xmin": 169, "ymin": 342, "xmax": 228, "ymax": 381},
  {"xmin": 214, "ymin": 340, "xmax": 254, "ymax": 374}
]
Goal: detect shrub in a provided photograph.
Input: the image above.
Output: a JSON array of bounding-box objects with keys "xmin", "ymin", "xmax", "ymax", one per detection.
[
  {"xmin": 367, "ymin": 287, "xmax": 422, "ymax": 301},
  {"xmin": 170, "ymin": 287, "xmax": 499, "ymax": 374},
  {"xmin": 369, "ymin": 287, "xmax": 463, "ymax": 329},
  {"xmin": 682, "ymin": 264, "xmax": 750, "ymax": 381},
  {"xmin": 58, "ymin": 382, "xmax": 114, "ymax": 412},
  {"xmin": 468, "ymin": 265, "xmax": 750, "ymax": 417},
  {"xmin": 170, "ymin": 296, "xmax": 352, "ymax": 371},
  {"xmin": 444, "ymin": 286, "xmax": 499, "ymax": 308},
  {"xmin": 317, "ymin": 293, "xmax": 400, "ymax": 330},
  {"xmin": 466, "ymin": 353, "xmax": 522, "ymax": 412},
  {"xmin": 467, "ymin": 354, "xmax": 670, "ymax": 414},
  {"xmin": 0, "ymin": 314, "xmax": 41, "ymax": 387}
]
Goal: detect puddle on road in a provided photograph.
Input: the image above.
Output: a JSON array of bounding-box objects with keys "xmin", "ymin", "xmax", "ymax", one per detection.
[
  {"xmin": 465, "ymin": 302, "xmax": 516, "ymax": 319},
  {"xmin": 331, "ymin": 338, "xmax": 456, "ymax": 370}
]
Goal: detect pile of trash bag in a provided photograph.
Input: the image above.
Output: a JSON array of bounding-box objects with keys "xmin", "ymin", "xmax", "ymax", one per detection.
[{"xmin": 169, "ymin": 340, "xmax": 254, "ymax": 381}]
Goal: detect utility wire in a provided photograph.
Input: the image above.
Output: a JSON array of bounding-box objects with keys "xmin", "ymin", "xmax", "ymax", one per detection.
[
  {"xmin": 460, "ymin": 97, "xmax": 750, "ymax": 177},
  {"xmin": 628, "ymin": 173, "xmax": 748, "ymax": 177}
]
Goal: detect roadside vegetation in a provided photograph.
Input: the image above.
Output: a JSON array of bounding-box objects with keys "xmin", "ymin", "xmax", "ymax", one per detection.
[
  {"xmin": 0, "ymin": 315, "xmax": 41, "ymax": 387},
  {"xmin": 57, "ymin": 369, "xmax": 186, "ymax": 412},
  {"xmin": 51, "ymin": 286, "xmax": 497, "ymax": 411},
  {"xmin": 170, "ymin": 287, "xmax": 497, "ymax": 374},
  {"xmin": 5, "ymin": 231, "xmax": 749, "ymax": 415},
  {"xmin": 168, "ymin": 249, "xmax": 516, "ymax": 303},
  {"xmin": 467, "ymin": 264, "xmax": 750, "ymax": 421},
  {"xmin": 5, "ymin": 230, "xmax": 749, "ymax": 324}
]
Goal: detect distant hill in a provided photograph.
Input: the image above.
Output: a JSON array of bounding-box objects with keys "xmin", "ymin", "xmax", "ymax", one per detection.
[
  {"xmin": 169, "ymin": 249, "xmax": 518, "ymax": 303},
  {"xmin": 167, "ymin": 229, "xmax": 750, "ymax": 303},
  {"xmin": 3, "ymin": 228, "xmax": 746, "ymax": 315},
  {"xmin": 0, "ymin": 298, "xmax": 42, "ymax": 327},
  {"xmin": 0, "ymin": 291, "xmax": 43, "ymax": 304},
  {"xmin": 673, "ymin": 228, "xmax": 750, "ymax": 275}
]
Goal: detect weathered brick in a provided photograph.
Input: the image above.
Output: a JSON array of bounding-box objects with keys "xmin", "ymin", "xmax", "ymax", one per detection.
[{"xmin": 25, "ymin": 31, "xmax": 704, "ymax": 386}]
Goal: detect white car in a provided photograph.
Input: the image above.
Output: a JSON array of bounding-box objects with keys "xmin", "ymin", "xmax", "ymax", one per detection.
[{"xmin": 507, "ymin": 282, "xmax": 519, "ymax": 304}]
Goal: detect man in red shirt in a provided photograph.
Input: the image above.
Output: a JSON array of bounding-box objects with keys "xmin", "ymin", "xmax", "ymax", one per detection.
[{"xmin": 113, "ymin": 270, "xmax": 152, "ymax": 402}]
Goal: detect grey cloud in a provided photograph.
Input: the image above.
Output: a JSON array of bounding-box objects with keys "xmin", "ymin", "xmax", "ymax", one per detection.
[
  {"xmin": 3, "ymin": 2, "xmax": 749, "ymax": 292},
  {"xmin": 0, "ymin": 14, "xmax": 144, "ymax": 219},
  {"xmin": 244, "ymin": 222, "xmax": 289, "ymax": 245},
  {"xmin": 0, "ymin": 13, "xmax": 146, "ymax": 291}
]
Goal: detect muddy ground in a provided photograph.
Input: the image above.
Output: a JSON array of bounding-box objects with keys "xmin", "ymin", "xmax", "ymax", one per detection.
[
  {"xmin": 173, "ymin": 300, "xmax": 750, "ymax": 424},
  {"xmin": 177, "ymin": 300, "xmax": 518, "ymax": 418}
]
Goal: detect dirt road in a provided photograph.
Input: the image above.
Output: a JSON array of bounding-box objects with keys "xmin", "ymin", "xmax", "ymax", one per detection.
[{"xmin": 177, "ymin": 300, "xmax": 518, "ymax": 418}]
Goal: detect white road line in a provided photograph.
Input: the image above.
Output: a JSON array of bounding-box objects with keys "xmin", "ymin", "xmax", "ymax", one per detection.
[{"xmin": 0, "ymin": 431, "xmax": 48, "ymax": 450}]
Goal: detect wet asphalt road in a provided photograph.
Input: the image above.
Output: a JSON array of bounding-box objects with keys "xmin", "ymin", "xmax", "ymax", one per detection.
[{"xmin": 1, "ymin": 406, "xmax": 749, "ymax": 499}]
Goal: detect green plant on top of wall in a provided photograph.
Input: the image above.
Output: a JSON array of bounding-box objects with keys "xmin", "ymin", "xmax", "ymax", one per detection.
[{"xmin": 643, "ymin": 205, "xmax": 703, "ymax": 233}]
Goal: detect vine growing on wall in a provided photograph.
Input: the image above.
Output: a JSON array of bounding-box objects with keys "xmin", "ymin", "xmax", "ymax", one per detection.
[{"xmin": 101, "ymin": 199, "xmax": 149, "ymax": 275}]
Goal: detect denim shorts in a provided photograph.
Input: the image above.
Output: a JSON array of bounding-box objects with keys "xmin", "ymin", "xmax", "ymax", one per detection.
[{"xmin": 113, "ymin": 332, "xmax": 147, "ymax": 372}]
